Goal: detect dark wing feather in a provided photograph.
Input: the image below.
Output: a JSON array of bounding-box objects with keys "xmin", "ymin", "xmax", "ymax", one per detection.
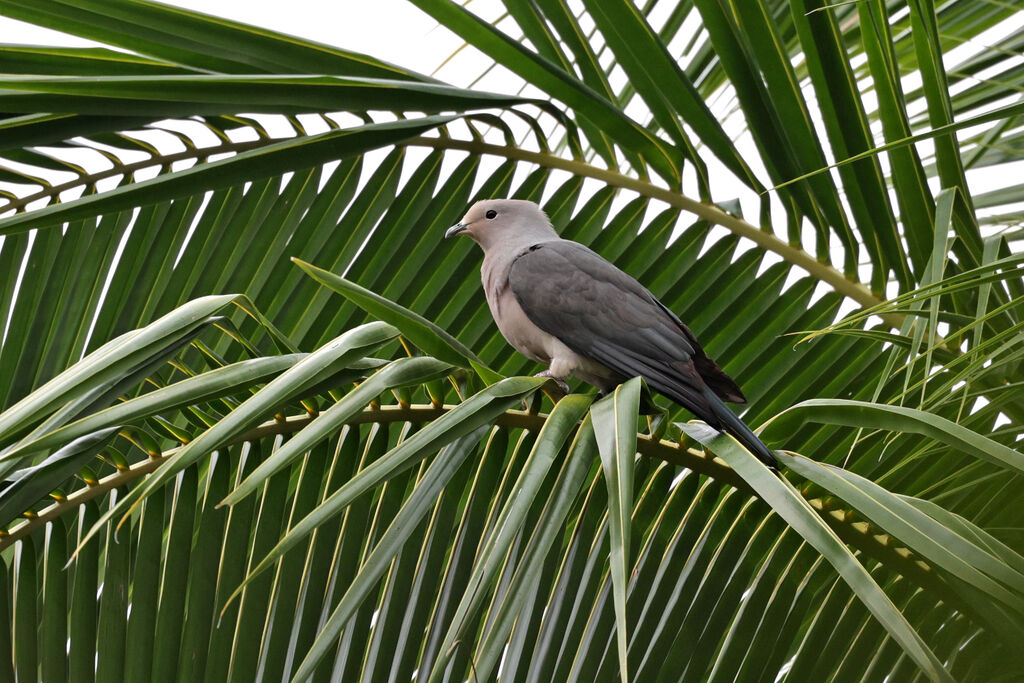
[
  {"xmin": 507, "ymin": 240, "xmax": 745, "ymax": 425},
  {"xmin": 651, "ymin": 296, "xmax": 747, "ymax": 403}
]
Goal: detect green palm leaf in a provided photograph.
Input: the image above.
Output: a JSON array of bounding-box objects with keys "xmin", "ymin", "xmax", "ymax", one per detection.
[{"xmin": 1, "ymin": 1, "xmax": 1022, "ymax": 681}]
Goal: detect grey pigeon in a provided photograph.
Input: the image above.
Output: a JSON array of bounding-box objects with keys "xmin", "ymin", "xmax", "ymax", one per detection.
[{"xmin": 446, "ymin": 198, "xmax": 778, "ymax": 469}]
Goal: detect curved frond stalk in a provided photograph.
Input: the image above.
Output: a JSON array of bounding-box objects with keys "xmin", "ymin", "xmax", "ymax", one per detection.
[{"xmin": 402, "ymin": 135, "xmax": 887, "ymax": 312}]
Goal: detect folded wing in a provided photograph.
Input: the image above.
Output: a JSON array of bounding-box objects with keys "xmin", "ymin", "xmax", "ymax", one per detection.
[{"xmin": 507, "ymin": 240, "xmax": 745, "ymax": 426}]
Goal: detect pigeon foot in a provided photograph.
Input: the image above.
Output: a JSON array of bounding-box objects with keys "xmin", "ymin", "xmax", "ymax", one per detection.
[{"xmin": 534, "ymin": 370, "xmax": 570, "ymax": 394}]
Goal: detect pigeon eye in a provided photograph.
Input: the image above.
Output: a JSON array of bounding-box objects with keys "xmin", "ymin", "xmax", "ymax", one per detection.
[{"xmin": 485, "ymin": 209, "xmax": 497, "ymax": 219}]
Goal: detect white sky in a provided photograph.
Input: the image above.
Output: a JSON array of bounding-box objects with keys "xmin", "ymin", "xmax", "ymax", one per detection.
[{"xmin": 0, "ymin": 1, "xmax": 463, "ymax": 78}]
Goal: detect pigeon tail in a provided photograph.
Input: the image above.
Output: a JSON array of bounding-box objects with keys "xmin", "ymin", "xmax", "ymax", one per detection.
[{"xmin": 700, "ymin": 386, "xmax": 778, "ymax": 469}]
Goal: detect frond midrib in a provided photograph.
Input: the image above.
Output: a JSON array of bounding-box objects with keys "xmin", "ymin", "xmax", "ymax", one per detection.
[
  {"xmin": 403, "ymin": 135, "xmax": 889, "ymax": 315},
  {"xmin": 0, "ymin": 401, "xmax": 934, "ymax": 597}
]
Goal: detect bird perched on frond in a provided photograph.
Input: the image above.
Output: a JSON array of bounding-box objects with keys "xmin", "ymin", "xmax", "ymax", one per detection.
[{"xmin": 445, "ymin": 198, "xmax": 778, "ymax": 469}]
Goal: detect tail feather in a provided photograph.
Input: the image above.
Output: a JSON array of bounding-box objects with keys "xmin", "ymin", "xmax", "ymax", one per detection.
[{"xmin": 700, "ymin": 386, "xmax": 778, "ymax": 469}]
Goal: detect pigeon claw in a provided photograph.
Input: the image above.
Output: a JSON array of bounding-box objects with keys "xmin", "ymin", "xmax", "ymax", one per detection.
[{"xmin": 534, "ymin": 370, "xmax": 570, "ymax": 395}]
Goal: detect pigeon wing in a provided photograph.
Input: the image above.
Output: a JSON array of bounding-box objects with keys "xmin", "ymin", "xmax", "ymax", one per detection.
[{"xmin": 507, "ymin": 240, "xmax": 745, "ymax": 423}]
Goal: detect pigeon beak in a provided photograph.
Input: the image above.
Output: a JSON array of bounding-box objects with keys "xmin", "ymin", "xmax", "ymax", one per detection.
[{"xmin": 444, "ymin": 222, "xmax": 467, "ymax": 239}]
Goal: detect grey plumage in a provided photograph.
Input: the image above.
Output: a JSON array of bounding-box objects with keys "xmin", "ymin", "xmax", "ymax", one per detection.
[{"xmin": 446, "ymin": 198, "xmax": 777, "ymax": 468}]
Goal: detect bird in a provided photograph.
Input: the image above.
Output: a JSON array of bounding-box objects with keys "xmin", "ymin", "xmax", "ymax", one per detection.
[{"xmin": 445, "ymin": 198, "xmax": 778, "ymax": 469}]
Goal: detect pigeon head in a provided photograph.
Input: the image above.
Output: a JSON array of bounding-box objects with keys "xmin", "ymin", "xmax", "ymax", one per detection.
[{"xmin": 445, "ymin": 199, "xmax": 558, "ymax": 251}]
